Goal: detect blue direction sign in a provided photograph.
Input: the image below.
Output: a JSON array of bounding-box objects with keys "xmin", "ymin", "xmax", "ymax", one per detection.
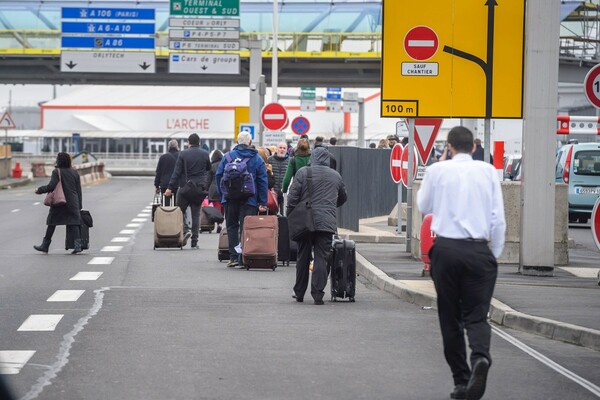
[
  {"xmin": 326, "ymin": 87, "xmax": 342, "ymax": 100},
  {"xmin": 62, "ymin": 22, "xmax": 155, "ymax": 34},
  {"xmin": 62, "ymin": 8, "xmax": 155, "ymax": 20},
  {"xmin": 61, "ymin": 36, "xmax": 155, "ymax": 49}
]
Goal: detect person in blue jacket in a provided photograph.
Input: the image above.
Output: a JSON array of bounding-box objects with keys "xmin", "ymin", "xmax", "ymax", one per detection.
[{"xmin": 216, "ymin": 131, "xmax": 269, "ymax": 267}]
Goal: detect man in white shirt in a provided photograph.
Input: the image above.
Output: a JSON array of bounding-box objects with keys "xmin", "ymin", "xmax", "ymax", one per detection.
[{"xmin": 417, "ymin": 126, "xmax": 506, "ymax": 400}]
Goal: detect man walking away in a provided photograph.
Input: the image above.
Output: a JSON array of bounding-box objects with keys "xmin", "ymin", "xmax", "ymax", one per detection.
[
  {"xmin": 154, "ymin": 140, "xmax": 181, "ymax": 206},
  {"xmin": 417, "ymin": 126, "xmax": 506, "ymax": 400},
  {"xmin": 329, "ymin": 137, "xmax": 337, "ymax": 146},
  {"xmin": 216, "ymin": 131, "xmax": 269, "ymax": 267},
  {"xmin": 287, "ymin": 146, "xmax": 347, "ymax": 305},
  {"xmin": 314, "ymin": 135, "xmax": 336, "ymax": 170},
  {"xmin": 165, "ymin": 133, "xmax": 212, "ymax": 249},
  {"xmin": 268, "ymin": 142, "xmax": 289, "ymax": 215}
]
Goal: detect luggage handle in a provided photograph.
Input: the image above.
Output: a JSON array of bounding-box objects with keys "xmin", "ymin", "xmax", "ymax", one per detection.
[{"xmin": 161, "ymin": 193, "xmax": 176, "ymax": 207}]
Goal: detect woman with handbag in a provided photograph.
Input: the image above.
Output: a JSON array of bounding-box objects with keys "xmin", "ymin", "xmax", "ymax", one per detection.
[
  {"xmin": 257, "ymin": 147, "xmax": 278, "ymax": 214},
  {"xmin": 34, "ymin": 152, "xmax": 84, "ymax": 254}
]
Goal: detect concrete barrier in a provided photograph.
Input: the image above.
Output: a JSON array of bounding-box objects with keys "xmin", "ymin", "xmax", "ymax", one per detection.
[{"xmin": 73, "ymin": 162, "xmax": 108, "ymax": 185}]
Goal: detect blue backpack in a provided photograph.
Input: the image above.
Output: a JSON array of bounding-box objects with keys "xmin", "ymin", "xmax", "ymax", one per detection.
[{"xmin": 220, "ymin": 153, "xmax": 256, "ymax": 200}]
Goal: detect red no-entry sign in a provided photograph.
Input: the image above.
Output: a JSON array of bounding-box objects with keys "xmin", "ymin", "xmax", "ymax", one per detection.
[
  {"xmin": 390, "ymin": 143, "xmax": 403, "ymax": 184},
  {"xmin": 584, "ymin": 64, "xmax": 600, "ymax": 109},
  {"xmin": 592, "ymin": 196, "xmax": 600, "ymax": 251},
  {"xmin": 404, "ymin": 26, "xmax": 438, "ymax": 61},
  {"xmin": 261, "ymin": 103, "xmax": 288, "ymax": 131},
  {"xmin": 400, "ymin": 145, "xmax": 418, "ymax": 188}
]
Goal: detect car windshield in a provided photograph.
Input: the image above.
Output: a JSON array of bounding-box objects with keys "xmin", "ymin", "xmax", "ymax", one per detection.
[{"xmin": 573, "ymin": 150, "xmax": 600, "ymax": 176}]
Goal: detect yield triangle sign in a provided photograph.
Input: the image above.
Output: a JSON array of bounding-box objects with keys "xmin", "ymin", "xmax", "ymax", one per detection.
[
  {"xmin": 414, "ymin": 118, "xmax": 442, "ymax": 164},
  {"xmin": 0, "ymin": 111, "xmax": 16, "ymax": 129}
]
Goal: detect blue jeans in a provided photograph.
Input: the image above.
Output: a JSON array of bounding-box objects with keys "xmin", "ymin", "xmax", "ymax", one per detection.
[{"xmin": 224, "ymin": 200, "xmax": 258, "ymax": 261}]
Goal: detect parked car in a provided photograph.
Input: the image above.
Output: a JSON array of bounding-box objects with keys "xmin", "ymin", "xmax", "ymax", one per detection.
[
  {"xmin": 555, "ymin": 142, "xmax": 600, "ymax": 223},
  {"xmin": 503, "ymin": 154, "xmax": 522, "ymax": 180}
]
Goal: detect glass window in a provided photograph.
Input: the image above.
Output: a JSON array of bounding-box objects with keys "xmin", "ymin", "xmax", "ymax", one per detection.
[{"xmin": 573, "ymin": 150, "xmax": 600, "ymax": 176}]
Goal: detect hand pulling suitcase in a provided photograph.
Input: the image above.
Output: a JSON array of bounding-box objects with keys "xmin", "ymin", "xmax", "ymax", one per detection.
[
  {"xmin": 218, "ymin": 228, "xmax": 230, "ymax": 261},
  {"xmin": 277, "ymin": 215, "xmax": 291, "ymax": 266},
  {"xmin": 330, "ymin": 235, "xmax": 356, "ymax": 302},
  {"xmin": 241, "ymin": 214, "xmax": 278, "ymax": 270},
  {"xmin": 154, "ymin": 195, "xmax": 184, "ymax": 249},
  {"xmin": 200, "ymin": 207, "xmax": 215, "ymax": 233}
]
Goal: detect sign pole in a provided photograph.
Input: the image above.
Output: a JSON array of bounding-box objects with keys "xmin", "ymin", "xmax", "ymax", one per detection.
[
  {"xmin": 272, "ymin": 0, "xmax": 279, "ymax": 103},
  {"xmin": 484, "ymin": 119, "xmax": 491, "ymax": 163},
  {"xmin": 406, "ymin": 118, "xmax": 415, "ymax": 253},
  {"xmin": 4, "ymin": 128, "xmax": 7, "ymax": 176}
]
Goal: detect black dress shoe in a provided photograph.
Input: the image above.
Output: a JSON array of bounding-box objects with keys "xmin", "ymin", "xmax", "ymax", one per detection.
[
  {"xmin": 466, "ymin": 358, "xmax": 490, "ymax": 400},
  {"xmin": 314, "ymin": 300, "xmax": 324, "ymax": 305},
  {"xmin": 450, "ymin": 384, "xmax": 466, "ymax": 399},
  {"xmin": 292, "ymin": 294, "xmax": 303, "ymax": 302}
]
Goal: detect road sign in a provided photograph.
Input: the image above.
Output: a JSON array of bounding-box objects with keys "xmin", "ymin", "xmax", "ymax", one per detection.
[
  {"xmin": 61, "ymin": 36, "xmax": 155, "ymax": 49},
  {"xmin": 381, "ymin": 0, "xmax": 525, "ymax": 118},
  {"xmin": 400, "ymin": 145, "xmax": 418, "ymax": 188},
  {"xmin": 170, "ymin": 0, "xmax": 240, "ymax": 16},
  {"xmin": 326, "ymin": 87, "xmax": 342, "ymax": 100},
  {"xmin": 61, "ymin": 51, "xmax": 155, "ymax": 73},
  {"xmin": 239, "ymin": 123, "xmax": 257, "ymax": 140},
  {"xmin": 169, "ymin": 17, "xmax": 240, "ymax": 28},
  {"xmin": 169, "ymin": 29, "xmax": 240, "ymax": 40},
  {"xmin": 61, "ymin": 22, "xmax": 156, "ymax": 34},
  {"xmin": 390, "ymin": 143, "xmax": 403, "ymax": 184},
  {"xmin": 261, "ymin": 103, "xmax": 288, "ymax": 131},
  {"xmin": 301, "ymin": 100, "xmax": 316, "ymax": 112},
  {"xmin": 414, "ymin": 118, "xmax": 443, "ymax": 164},
  {"xmin": 169, "ymin": 40, "xmax": 239, "ymax": 51},
  {"xmin": 301, "ymin": 87, "xmax": 316, "ymax": 100},
  {"xmin": 62, "ymin": 8, "xmax": 155, "ymax": 20},
  {"xmin": 592, "ymin": 197, "xmax": 600, "ymax": 251},
  {"xmin": 264, "ymin": 131, "xmax": 286, "ymax": 147},
  {"xmin": 0, "ymin": 112, "xmax": 16, "ymax": 129},
  {"xmin": 291, "ymin": 116, "xmax": 310, "ymax": 135},
  {"xmin": 169, "ymin": 53, "xmax": 240, "ymax": 74},
  {"xmin": 584, "ymin": 64, "xmax": 600, "ymax": 109},
  {"xmin": 404, "ymin": 26, "xmax": 438, "ymax": 61}
]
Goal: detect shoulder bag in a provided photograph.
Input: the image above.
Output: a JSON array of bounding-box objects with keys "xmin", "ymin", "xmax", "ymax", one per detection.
[
  {"xmin": 43, "ymin": 169, "xmax": 67, "ymax": 207},
  {"xmin": 178, "ymin": 156, "xmax": 207, "ymax": 205},
  {"xmin": 287, "ymin": 167, "xmax": 315, "ymax": 241}
]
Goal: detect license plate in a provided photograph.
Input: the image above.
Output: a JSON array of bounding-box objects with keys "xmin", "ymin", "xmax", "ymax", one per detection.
[{"xmin": 576, "ymin": 187, "xmax": 600, "ymax": 195}]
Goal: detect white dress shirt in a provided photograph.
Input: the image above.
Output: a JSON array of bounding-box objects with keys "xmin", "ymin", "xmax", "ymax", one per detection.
[{"xmin": 416, "ymin": 153, "xmax": 506, "ymax": 258}]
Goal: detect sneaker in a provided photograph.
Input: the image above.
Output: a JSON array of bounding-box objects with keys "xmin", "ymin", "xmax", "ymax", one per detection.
[
  {"xmin": 191, "ymin": 241, "xmax": 199, "ymax": 249},
  {"xmin": 227, "ymin": 259, "xmax": 238, "ymax": 268},
  {"xmin": 182, "ymin": 232, "xmax": 192, "ymax": 247}
]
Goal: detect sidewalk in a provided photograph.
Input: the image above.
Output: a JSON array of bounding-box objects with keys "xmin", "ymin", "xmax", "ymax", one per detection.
[
  {"xmin": 349, "ymin": 216, "xmax": 600, "ymax": 352},
  {"xmin": 0, "ymin": 174, "xmax": 33, "ymax": 190}
]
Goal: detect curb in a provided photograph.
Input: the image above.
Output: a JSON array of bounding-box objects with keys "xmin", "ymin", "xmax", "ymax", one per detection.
[
  {"xmin": 356, "ymin": 252, "xmax": 600, "ymax": 352},
  {"xmin": 0, "ymin": 176, "xmax": 33, "ymax": 190},
  {"xmin": 338, "ymin": 232, "xmax": 405, "ymax": 244}
]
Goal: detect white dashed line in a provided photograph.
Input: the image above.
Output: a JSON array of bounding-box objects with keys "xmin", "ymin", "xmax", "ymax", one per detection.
[
  {"xmin": 101, "ymin": 246, "xmax": 123, "ymax": 252},
  {"xmin": 0, "ymin": 351, "xmax": 36, "ymax": 374},
  {"xmin": 119, "ymin": 229, "xmax": 136, "ymax": 234},
  {"xmin": 33, "ymin": 202, "xmax": 41, "ymax": 206},
  {"xmin": 11, "ymin": 209, "xmax": 20, "ymax": 213},
  {"xmin": 18, "ymin": 315, "xmax": 63, "ymax": 331},
  {"xmin": 70, "ymin": 272, "xmax": 103, "ymax": 281},
  {"xmin": 111, "ymin": 237, "xmax": 130, "ymax": 243},
  {"xmin": 88, "ymin": 257, "xmax": 114, "ymax": 265},
  {"xmin": 137, "ymin": 213, "xmax": 151, "ymax": 217},
  {"xmin": 131, "ymin": 218, "xmax": 147, "ymax": 222},
  {"xmin": 126, "ymin": 223, "xmax": 141, "ymax": 228},
  {"xmin": 47, "ymin": 290, "xmax": 85, "ymax": 302}
]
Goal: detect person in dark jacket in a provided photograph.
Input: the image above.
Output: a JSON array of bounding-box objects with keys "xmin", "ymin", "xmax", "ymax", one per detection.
[
  {"xmin": 216, "ymin": 131, "xmax": 269, "ymax": 267},
  {"xmin": 287, "ymin": 146, "xmax": 347, "ymax": 304},
  {"xmin": 205, "ymin": 149, "xmax": 224, "ymax": 233},
  {"xmin": 268, "ymin": 142, "xmax": 289, "ymax": 215},
  {"xmin": 154, "ymin": 139, "xmax": 181, "ymax": 206},
  {"xmin": 314, "ymin": 135, "xmax": 337, "ymax": 170},
  {"xmin": 472, "ymin": 139, "xmax": 485, "ymax": 161},
  {"xmin": 34, "ymin": 152, "xmax": 84, "ymax": 254},
  {"xmin": 165, "ymin": 133, "xmax": 212, "ymax": 249}
]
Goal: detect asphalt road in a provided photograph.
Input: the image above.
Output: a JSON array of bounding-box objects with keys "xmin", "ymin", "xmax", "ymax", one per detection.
[{"xmin": 0, "ymin": 177, "xmax": 598, "ymax": 400}]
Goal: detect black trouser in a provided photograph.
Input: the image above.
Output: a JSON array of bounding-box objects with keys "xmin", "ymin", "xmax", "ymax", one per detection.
[
  {"xmin": 277, "ymin": 192, "xmax": 284, "ymax": 216},
  {"xmin": 294, "ymin": 231, "xmax": 333, "ymax": 302},
  {"xmin": 224, "ymin": 199, "xmax": 258, "ymax": 262},
  {"xmin": 176, "ymin": 194, "xmax": 201, "ymax": 243},
  {"xmin": 430, "ymin": 237, "xmax": 498, "ymax": 386},
  {"xmin": 44, "ymin": 224, "xmax": 80, "ymax": 242}
]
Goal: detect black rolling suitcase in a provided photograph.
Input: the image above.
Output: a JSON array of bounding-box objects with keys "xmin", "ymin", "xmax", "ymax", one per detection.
[
  {"xmin": 65, "ymin": 224, "xmax": 89, "ymax": 250},
  {"xmin": 277, "ymin": 216, "xmax": 292, "ymax": 265},
  {"xmin": 330, "ymin": 236, "xmax": 356, "ymax": 302}
]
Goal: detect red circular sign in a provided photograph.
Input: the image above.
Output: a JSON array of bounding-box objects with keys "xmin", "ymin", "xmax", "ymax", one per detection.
[
  {"xmin": 404, "ymin": 26, "xmax": 439, "ymax": 61},
  {"xmin": 592, "ymin": 196, "xmax": 600, "ymax": 251},
  {"xmin": 261, "ymin": 103, "xmax": 288, "ymax": 131},
  {"xmin": 584, "ymin": 64, "xmax": 600, "ymax": 109},
  {"xmin": 400, "ymin": 145, "xmax": 418, "ymax": 188},
  {"xmin": 291, "ymin": 116, "xmax": 310, "ymax": 135},
  {"xmin": 390, "ymin": 143, "xmax": 403, "ymax": 184}
]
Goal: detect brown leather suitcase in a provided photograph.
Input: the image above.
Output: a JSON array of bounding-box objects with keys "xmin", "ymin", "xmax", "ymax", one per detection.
[
  {"xmin": 154, "ymin": 195, "xmax": 184, "ymax": 249},
  {"xmin": 241, "ymin": 215, "xmax": 278, "ymax": 270}
]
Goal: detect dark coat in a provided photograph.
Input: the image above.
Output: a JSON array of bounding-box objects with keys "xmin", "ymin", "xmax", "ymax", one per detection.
[
  {"xmin": 268, "ymin": 154, "xmax": 288, "ymax": 194},
  {"xmin": 314, "ymin": 143, "xmax": 337, "ymax": 170},
  {"xmin": 168, "ymin": 145, "xmax": 212, "ymax": 191},
  {"xmin": 36, "ymin": 167, "xmax": 82, "ymax": 226},
  {"xmin": 154, "ymin": 148, "xmax": 180, "ymax": 190},
  {"xmin": 206, "ymin": 157, "xmax": 223, "ymax": 202},
  {"xmin": 473, "ymin": 145, "xmax": 485, "ymax": 161},
  {"xmin": 286, "ymin": 147, "xmax": 347, "ymax": 234}
]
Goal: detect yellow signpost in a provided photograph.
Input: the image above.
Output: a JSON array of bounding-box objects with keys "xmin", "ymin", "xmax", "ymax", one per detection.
[
  {"xmin": 234, "ymin": 106, "xmax": 250, "ymax": 141},
  {"xmin": 381, "ymin": 0, "xmax": 525, "ymax": 118}
]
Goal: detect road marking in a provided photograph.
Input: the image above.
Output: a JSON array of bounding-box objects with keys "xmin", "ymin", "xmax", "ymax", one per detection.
[
  {"xmin": 559, "ymin": 267, "xmax": 600, "ymax": 278},
  {"xmin": 18, "ymin": 315, "xmax": 63, "ymax": 331},
  {"xmin": 493, "ymin": 326, "xmax": 600, "ymax": 397},
  {"xmin": 70, "ymin": 272, "xmax": 103, "ymax": 281},
  {"xmin": 143, "ymin": 207, "xmax": 152, "ymax": 211},
  {"xmin": 33, "ymin": 202, "xmax": 41, "ymax": 206},
  {"xmin": 47, "ymin": 290, "xmax": 85, "ymax": 302},
  {"xmin": 88, "ymin": 257, "xmax": 114, "ymax": 265},
  {"xmin": 131, "ymin": 218, "xmax": 147, "ymax": 222},
  {"xmin": 119, "ymin": 229, "xmax": 136, "ymax": 234},
  {"xmin": 0, "ymin": 351, "xmax": 36, "ymax": 374},
  {"xmin": 11, "ymin": 209, "xmax": 20, "ymax": 213},
  {"xmin": 126, "ymin": 223, "xmax": 141, "ymax": 228},
  {"xmin": 111, "ymin": 237, "xmax": 130, "ymax": 243},
  {"xmin": 101, "ymin": 246, "xmax": 123, "ymax": 252},
  {"xmin": 137, "ymin": 213, "xmax": 151, "ymax": 217}
]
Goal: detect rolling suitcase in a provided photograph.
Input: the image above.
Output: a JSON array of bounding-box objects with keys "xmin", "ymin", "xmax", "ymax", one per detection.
[
  {"xmin": 200, "ymin": 207, "xmax": 215, "ymax": 233},
  {"xmin": 241, "ymin": 214, "xmax": 278, "ymax": 270},
  {"xmin": 154, "ymin": 195, "xmax": 184, "ymax": 249},
  {"xmin": 330, "ymin": 236, "xmax": 356, "ymax": 302},
  {"xmin": 218, "ymin": 228, "xmax": 230, "ymax": 261},
  {"xmin": 203, "ymin": 206, "xmax": 224, "ymax": 224},
  {"xmin": 65, "ymin": 224, "xmax": 89, "ymax": 250},
  {"xmin": 277, "ymin": 215, "xmax": 292, "ymax": 266}
]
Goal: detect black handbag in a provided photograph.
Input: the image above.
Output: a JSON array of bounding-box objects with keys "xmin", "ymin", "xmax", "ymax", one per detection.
[
  {"xmin": 80, "ymin": 210, "xmax": 93, "ymax": 227},
  {"xmin": 287, "ymin": 167, "xmax": 315, "ymax": 241},
  {"xmin": 179, "ymin": 157, "xmax": 207, "ymax": 205}
]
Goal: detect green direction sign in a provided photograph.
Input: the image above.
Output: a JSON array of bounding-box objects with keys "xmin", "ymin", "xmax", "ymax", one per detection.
[
  {"xmin": 301, "ymin": 87, "xmax": 316, "ymax": 100},
  {"xmin": 170, "ymin": 0, "xmax": 240, "ymax": 16}
]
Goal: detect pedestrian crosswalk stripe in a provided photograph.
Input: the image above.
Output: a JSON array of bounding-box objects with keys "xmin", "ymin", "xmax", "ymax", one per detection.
[
  {"xmin": 101, "ymin": 246, "xmax": 123, "ymax": 252},
  {"xmin": 88, "ymin": 257, "xmax": 114, "ymax": 265},
  {"xmin": 137, "ymin": 213, "xmax": 151, "ymax": 217},
  {"xmin": 18, "ymin": 315, "xmax": 63, "ymax": 331},
  {"xmin": 70, "ymin": 272, "xmax": 103, "ymax": 281},
  {"xmin": 126, "ymin": 223, "xmax": 141, "ymax": 228},
  {"xmin": 131, "ymin": 218, "xmax": 147, "ymax": 222},
  {"xmin": 111, "ymin": 237, "xmax": 130, "ymax": 243},
  {"xmin": 47, "ymin": 290, "xmax": 85, "ymax": 302},
  {"xmin": 119, "ymin": 229, "xmax": 136, "ymax": 234},
  {"xmin": 0, "ymin": 351, "xmax": 36, "ymax": 374}
]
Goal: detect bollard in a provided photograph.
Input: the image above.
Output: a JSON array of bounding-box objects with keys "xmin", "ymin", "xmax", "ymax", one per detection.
[
  {"xmin": 419, "ymin": 214, "xmax": 435, "ymax": 277},
  {"xmin": 11, "ymin": 162, "xmax": 22, "ymax": 178}
]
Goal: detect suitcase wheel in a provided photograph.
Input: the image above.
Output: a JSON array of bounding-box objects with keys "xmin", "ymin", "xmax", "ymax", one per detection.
[
  {"xmin": 349, "ymin": 297, "xmax": 355, "ymax": 303},
  {"xmin": 246, "ymin": 266, "xmax": 250, "ymax": 271},
  {"xmin": 272, "ymin": 266, "xmax": 276, "ymax": 271}
]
